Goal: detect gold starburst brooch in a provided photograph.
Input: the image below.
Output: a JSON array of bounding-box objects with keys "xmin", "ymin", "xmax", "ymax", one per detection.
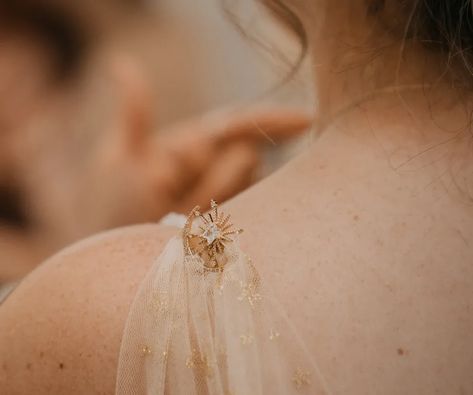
[{"xmin": 183, "ymin": 200, "xmax": 243, "ymax": 272}]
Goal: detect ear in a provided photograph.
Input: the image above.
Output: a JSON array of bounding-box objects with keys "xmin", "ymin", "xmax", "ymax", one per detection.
[{"xmin": 107, "ymin": 52, "xmax": 154, "ymax": 156}]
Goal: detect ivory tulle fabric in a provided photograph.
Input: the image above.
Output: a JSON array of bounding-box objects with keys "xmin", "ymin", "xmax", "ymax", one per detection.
[{"xmin": 116, "ymin": 214, "xmax": 330, "ymax": 395}]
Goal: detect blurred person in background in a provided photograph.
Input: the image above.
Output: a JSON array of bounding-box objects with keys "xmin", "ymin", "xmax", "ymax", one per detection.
[{"xmin": 0, "ymin": 0, "xmax": 310, "ymax": 282}]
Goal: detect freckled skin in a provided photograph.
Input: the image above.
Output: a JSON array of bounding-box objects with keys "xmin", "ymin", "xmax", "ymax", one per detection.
[
  {"xmin": 1, "ymin": 103, "xmax": 473, "ymax": 394},
  {"xmin": 0, "ymin": 225, "xmax": 177, "ymax": 395},
  {"xmin": 225, "ymin": 115, "xmax": 473, "ymax": 394}
]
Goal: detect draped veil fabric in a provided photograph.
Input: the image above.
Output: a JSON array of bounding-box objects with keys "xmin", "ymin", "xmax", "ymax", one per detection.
[{"xmin": 116, "ymin": 211, "xmax": 330, "ymax": 395}]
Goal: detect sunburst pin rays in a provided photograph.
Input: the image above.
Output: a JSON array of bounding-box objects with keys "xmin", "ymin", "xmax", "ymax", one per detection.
[
  {"xmin": 184, "ymin": 200, "xmax": 243, "ymax": 271},
  {"xmin": 197, "ymin": 201, "xmax": 242, "ymax": 246}
]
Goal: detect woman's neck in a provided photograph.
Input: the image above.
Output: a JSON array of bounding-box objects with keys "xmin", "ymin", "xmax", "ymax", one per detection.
[{"xmin": 299, "ymin": 2, "xmax": 464, "ymax": 134}]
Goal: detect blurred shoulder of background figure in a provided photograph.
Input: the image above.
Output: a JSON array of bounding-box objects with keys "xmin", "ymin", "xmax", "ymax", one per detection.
[{"xmin": 0, "ymin": 0, "xmax": 312, "ymax": 281}]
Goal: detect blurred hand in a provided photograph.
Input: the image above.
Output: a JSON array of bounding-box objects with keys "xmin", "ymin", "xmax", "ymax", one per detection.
[
  {"xmin": 31, "ymin": 106, "xmax": 311, "ymax": 240},
  {"xmin": 0, "ymin": 106, "xmax": 311, "ymax": 280},
  {"xmin": 152, "ymin": 107, "xmax": 312, "ymax": 213}
]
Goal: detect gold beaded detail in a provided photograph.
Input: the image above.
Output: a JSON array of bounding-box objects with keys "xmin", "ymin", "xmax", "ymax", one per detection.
[
  {"xmin": 183, "ymin": 200, "xmax": 243, "ymax": 272},
  {"xmin": 185, "ymin": 349, "xmax": 214, "ymax": 378},
  {"xmin": 140, "ymin": 346, "xmax": 152, "ymax": 357},
  {"xmin": 292, "ymin": 367, "xmax": 311, "ymax": 390}
]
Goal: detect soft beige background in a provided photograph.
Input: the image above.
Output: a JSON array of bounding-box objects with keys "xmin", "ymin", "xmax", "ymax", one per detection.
[{"xmin": 114, "ymin": 0, "xmax": 314, "ymax": 126}]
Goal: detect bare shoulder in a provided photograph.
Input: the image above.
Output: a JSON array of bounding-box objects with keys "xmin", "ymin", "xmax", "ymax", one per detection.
[{"xmin": 0, "ymin": 223, "xmax": 177, "ymax": 395}]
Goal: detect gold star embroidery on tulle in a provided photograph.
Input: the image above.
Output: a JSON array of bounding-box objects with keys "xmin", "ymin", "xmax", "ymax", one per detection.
[
  {"xmin": 238, "ymin": 280, "xmax": 262, "ymax": 308},
  {"xmin": 239, "ymin": 333, "xmax": 254, "ymax": 346},
  {"xmin": 269, "ymin": 329, "xmax": 280, "ymax": 341},
  {"xmin": 140, "ymin": 346, "xmax": 152, "ymax": 357},
  {"xmin": 185, "ymin": 349, "xmax": 214, "ymax": 378},
  {"xmin": 150, "ymin": 292, "xmax": 169, "ymax": 315},
  {"xmin": 292, "ymin": 367, "xmax": 311, "ymax": 390},
  {"xmin": 183, "ymin": 200, "xmax": 243, "ymax": 272},
  {"xmin": 185, "ymin": 351, "xmax": 196, "ymax": 369},
  {"xmin": 161, "ymin": 350, "xmax": 169, "ymax": 362}
]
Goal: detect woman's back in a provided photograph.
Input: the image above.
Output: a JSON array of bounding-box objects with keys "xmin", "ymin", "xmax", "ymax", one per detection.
[
  {"xmin": 225, "ymin": 101, "xmax": 473, "ymax": 394},
  {"xmin": 2, "ymin": 95, "xmax": 472, "ymax": 394}
]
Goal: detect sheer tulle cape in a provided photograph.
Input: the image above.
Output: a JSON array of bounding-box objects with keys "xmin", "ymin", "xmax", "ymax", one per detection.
[{"xmin": 116, "ymin": 229, "xmax": 330, "ymax": 394}]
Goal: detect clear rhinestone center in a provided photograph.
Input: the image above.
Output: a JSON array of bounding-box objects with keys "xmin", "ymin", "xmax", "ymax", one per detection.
[{"xmin": 202, "ymin": 223, "xmax": 220, "ymax": 245}]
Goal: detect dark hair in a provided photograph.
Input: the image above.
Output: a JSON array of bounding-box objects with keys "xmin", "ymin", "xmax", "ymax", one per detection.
[
  {"xmin": 222, "ymin": 0, "xmax": 308, "ymax": 93},
  {"xmin": 364, "ymin": 0, "xmax": 473, "ymax": 88},
  {"xmin": 0, "ymin": 0, "xmax": 90, "ymax": 82},
  {"xmin": 261, "ymin": 0, "xmax": 307, "ymax": 55},
  {"xmin": 265, "ymin": 0, "xmax": 473, "ymax": 86},
  {"xmin": 406, "ymin": 1, "xmax": 473, "ymax": 82},
  {"xmin": 406, "ymin": 1, "xmax": 473, "ymax": 52}
]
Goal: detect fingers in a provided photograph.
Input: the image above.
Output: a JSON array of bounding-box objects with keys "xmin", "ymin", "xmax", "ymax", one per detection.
[
  {"xmin": 158, "ymin": 106, "xmax": 311, "ymax": 181},
  {"xmin": 174, "ymin": 142, "xmax": 260, "ymax": 213},
  {"xmin": 203, "ymin": 107, "xmax": 313, "ymax": 145},
  {"xmin": 152, "ymin": 106, "xmax": 311, "ymax": 213},
  {"xmin": 160, "ymin": 107, "xmax": 312, "ymax": 147},
  {"xmin": 159, "ymin": 136, "xmax": 215, "ymax": 199}
]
